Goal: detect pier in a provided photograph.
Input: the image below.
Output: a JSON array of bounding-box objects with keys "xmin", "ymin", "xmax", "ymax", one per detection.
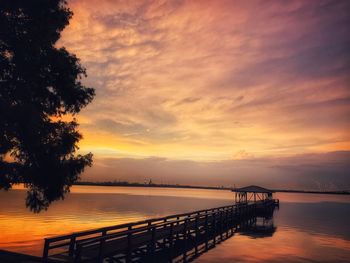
[{"xmin": 42, "ymin": 186, "xmax": 278, "ymax": 263}]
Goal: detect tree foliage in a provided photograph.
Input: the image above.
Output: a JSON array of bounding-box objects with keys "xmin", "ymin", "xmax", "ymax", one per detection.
[{"xmin": 0, "ymin": 0, "xmax": 95, "ymax": 212}]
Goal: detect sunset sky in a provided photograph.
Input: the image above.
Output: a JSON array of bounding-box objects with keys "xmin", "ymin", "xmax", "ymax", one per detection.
[{"xmin": 59, "ymin": 0, "xmax": 350, "ymax": 190}]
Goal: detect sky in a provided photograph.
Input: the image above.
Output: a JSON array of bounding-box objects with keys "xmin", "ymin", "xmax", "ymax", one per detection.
[{"xmin": 59, "ymin": 0, "xmax": 350, "ymax": 190}]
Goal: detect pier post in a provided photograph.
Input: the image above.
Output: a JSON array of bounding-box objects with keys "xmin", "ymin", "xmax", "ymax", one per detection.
[
  {"xmin": 225, "ymin": 209, "xmax": 229, "ymax": 238},
  {"xmin": 146, "ymin": 221, "xmax": 152, "ymax": 253},
  {"xmin": 194, "ymin": 216, "xmax": 198, "ymax": 255},
  {"xmin": 220, "ymin": 210, "xmax": 223, "ymax": 241},
  {"xmin": 151, "ymin": 226, "xmax": 156, "ymax": 262},
  {"xmin": 42, "ymin": 239, "xmax": 49, "ymax": 263},
  {"xmin": 169, "ymin": 222, "xmax": 174, "ymax": 261},
  {"xmin": 126, "ymin": 226, "xmax": 132, "ymax": 263},
  {"xmin": 98, "ymin": 230, "xmax": 107, "ymax": 263},
  {"xmin": 183, "ymin": 218, "xmax": 188, "ymax": 262},
  {"xmin": 205, "ymin": 213, "xmax": 209, "ymax": 250},
  {"xmin": 212, "ymin": 212, "xmax": 216, "ymax": 246},
  {"xmin": 69, "ymin": 235, "xmax": 76, "ymax": 257},
  {"xmin": 176, "ymin": 216, "xmax": 180, "ymax": 240}
]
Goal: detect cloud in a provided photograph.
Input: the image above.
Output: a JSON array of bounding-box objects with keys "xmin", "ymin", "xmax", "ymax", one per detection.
[
  {"xmin": 94, "ymin": 118, "xmax": 147, "ymax": 135},
  {"xmin": 173, "ymin": 97, "xmax": 201, "ymax": 107},
  {"xmin": 58, "ymin": 0, "xmax": 349, "ymax": 164}
]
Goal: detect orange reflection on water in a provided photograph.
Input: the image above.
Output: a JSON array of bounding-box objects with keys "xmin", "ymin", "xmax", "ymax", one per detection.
[
  {"xmin": 0, "ymin": 186, "xmax": 234, "ymax": 256},
  {"xmin": 70, "ymin": 185, "xmax": 234, "ymax": 200},
  {"xmin": 0, "ymin": 204, "xmax": 145, "ymax": 255}
]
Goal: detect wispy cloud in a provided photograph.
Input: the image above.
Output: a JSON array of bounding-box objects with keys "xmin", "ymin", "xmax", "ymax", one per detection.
[{"xmin": 59, "ymin": 0, "xmax": 349, "ymax": 179}]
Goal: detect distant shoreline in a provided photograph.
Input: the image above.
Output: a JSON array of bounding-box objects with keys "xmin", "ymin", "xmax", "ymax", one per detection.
[{"xmin": 74, "ymin": 181, "xmax": 350, "ymax": 195}]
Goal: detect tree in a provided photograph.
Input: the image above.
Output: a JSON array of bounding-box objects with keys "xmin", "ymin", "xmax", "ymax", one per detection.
[{"xmin": 0, "ymin": 0, "xmax": 95, "ymax": 212}]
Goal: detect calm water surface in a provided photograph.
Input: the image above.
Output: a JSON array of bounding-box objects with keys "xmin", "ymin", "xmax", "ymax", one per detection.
[{"xmin": 0, "ymin": 185, "xmax": 350, "ymax": 262}]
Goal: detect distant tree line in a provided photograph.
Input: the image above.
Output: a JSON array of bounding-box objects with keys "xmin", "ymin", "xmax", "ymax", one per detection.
[{"xmin": 75, "ymin": 181, "xmax": 231, "ymax": 191}]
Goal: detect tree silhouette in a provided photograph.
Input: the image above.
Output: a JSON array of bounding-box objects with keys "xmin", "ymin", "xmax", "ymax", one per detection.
[{"xmin": 0, "ymin": 0, "xmax": 95, "ymax": 212}]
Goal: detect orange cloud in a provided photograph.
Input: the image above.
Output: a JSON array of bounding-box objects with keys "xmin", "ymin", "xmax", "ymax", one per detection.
[{"xmin": 55, "ymin": 0, "xmax": 350, "ymax": 186}]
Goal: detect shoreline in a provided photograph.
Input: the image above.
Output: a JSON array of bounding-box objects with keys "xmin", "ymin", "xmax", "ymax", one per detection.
[{"xmin": 74, "ymin": 181, "xmax": 350, "ymax": 196}]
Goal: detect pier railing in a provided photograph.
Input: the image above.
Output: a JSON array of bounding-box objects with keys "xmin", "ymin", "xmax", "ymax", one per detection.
[
  {"xmin": 43, "ymin": 204, "xmax": 235, "ymax": 259},
  {"xmin": 43, "ymin": 199, "xmax": 277, "ymax": 262}
]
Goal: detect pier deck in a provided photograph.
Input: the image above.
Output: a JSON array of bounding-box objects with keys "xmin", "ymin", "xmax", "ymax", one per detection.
[{"xmin": 43, "ymin": 199, "xmax": 278, "ymax": 263}]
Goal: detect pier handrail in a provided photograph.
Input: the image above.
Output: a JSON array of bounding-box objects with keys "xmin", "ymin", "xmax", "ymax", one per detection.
[
  {"xmin": 75, "ymin": 217, "xmax": 191, "ymax": 248},
  {"xmin": 43, "ymin": 203, "xmax": 239, "ymax": 259},
  {"xmin": 75, "ymin": 206, "xmax": 233, "ymax": 247},
  {"xmin": 74, "ymin": 206, "xmax": 238, "ymax": 261}
]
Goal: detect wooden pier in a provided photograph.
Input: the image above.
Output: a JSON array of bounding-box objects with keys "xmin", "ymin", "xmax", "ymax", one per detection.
[{"xmin": 43, "ymin": 198, "xmax": 278, "ymax": 263}]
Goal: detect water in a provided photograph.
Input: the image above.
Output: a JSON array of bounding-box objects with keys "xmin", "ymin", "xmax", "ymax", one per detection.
[
  {"xmin": 198, "ymin": 194, "xmax": 350, "ymax": 263},
  {"xmin": 0, "ymin": 186, "xmax": 350, "ymax": 262}
]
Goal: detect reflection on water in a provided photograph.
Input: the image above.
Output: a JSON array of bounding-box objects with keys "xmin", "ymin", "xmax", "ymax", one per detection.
[
  {"xmin": 1, "ymin": 186, "xmax": 350, "ymax": 262},
  {"xmin": 238, "ymin": 216, "xmax": 277, "ymax": 239}
]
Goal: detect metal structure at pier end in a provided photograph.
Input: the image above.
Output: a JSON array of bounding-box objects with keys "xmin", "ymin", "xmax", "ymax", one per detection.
[{"xmin": 41, "ymin": 186, "xmax": 279, "ymax": 263}]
